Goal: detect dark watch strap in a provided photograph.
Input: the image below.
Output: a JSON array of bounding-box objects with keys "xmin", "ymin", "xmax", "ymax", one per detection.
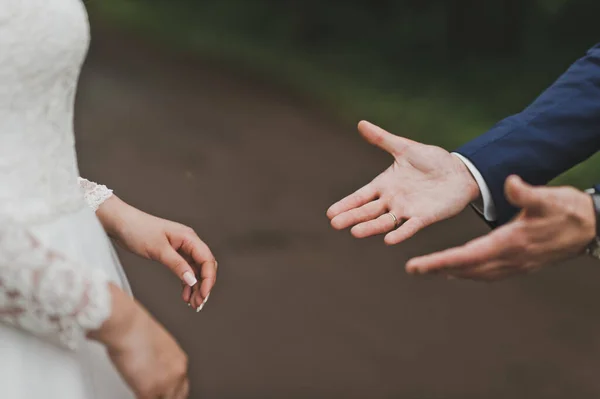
[{"xmin": 591, "ymin": 191, "xmax": 600, "ymax": 237}]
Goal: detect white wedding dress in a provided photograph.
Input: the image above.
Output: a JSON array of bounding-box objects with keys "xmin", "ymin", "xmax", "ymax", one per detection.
[{"xmin": 0, "ymin": 1, "xmax": 134, "ymax": 397}]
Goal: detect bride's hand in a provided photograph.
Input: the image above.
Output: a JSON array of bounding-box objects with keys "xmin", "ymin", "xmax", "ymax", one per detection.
[
  {"xmin": 97, "ymin": 196, "xmax": 217, "ymax": 310},
  {"xmin": 89, "ymin": 284, "xmax": 190, "ymax": 399},
  {"xmin": 327, "ymin": 121, "xmax": 480, "ymax": 245}
]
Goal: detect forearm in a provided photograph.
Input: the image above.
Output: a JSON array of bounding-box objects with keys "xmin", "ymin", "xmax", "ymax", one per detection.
[
  {"xmin": 78, "ymin": 177, "xmax": 133, "ymax": 239},
  {"xmin": 457, "ymin": 43, "xmax": 600, "ymax": 224},
  {"xmin": 95, "ymin": 194, "xmax": 133, "ymax": 239},
  {"xmin": 87, "ymin": 283, "xmax": 140, "ymax": 350}
]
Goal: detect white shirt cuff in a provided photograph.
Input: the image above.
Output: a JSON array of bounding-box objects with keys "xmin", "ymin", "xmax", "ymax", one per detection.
[{"xmin": 451, "ymin": 153, "xmax": 497, "ymax": 221}]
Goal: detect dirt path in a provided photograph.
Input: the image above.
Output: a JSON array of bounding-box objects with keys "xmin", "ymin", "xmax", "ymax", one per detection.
[{"xmin": 75, "ymin": 24, "xmax": 600, "ymax": 399}]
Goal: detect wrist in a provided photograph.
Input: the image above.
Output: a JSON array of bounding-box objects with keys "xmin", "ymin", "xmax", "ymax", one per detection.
[
  {"xmin": 87, "ymin": 283, "xmax": 143, "ymax": 352},
  {"xmin": 96, "ymin": 195, "xmax": 134, "ymax": 240},
  {"xmin": 451, "ymin": 153, "xmax": 481, "ymax": 203},
  {"xmin": 583, "ymin": 190, "xmax": 599, "ymax": 255},
  {"xmin": 587, "ymin": 189, "xmax": 600, "ymax": 237}
]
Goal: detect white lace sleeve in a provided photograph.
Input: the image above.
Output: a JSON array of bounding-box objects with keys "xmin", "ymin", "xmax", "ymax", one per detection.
[
  {"xmin": 78, "ymin": 177, "xmax": 113, "ymax": 212},
  {"xmin": 0, "ymin": 218, "xmax": 112, "ymax": 350}
]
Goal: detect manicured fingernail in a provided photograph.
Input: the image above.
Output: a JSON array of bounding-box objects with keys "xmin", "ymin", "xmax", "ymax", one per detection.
[
  {"xmin": 196, "ymin": 293, "xmax": 210, "ymax": 312},
  {"xmin": 183, "ymin": 271, "xmax": 197, "ymax": 287}
]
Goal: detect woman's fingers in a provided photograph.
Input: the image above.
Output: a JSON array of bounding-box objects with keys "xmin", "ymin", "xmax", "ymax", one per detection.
[
  {"xmin": 188, "ymin": 261, "xmax": 216, "ymax": 312},
  {"xmin": 181, "ymin": 284, "xmax": 192, "ymax": 304},
  {"xmin": 199, "ymin": 260, "xmax": 217, "ymax": 300},
  {"xmin": 330, "ymin": 200, "xmax": 386, "ymax": 230},
  {"xmin": 176, "ymin": 231, "xmax": 217, "ymax": 308},
  {"xmin": 165, "ymin": 376, "xmax": 190, "ymax": 399},
  {"xmin": 175, "ymin": 378, "xmax": 190, "ymax": 399},
  {"xmin": 190, "ymin": 284, "xmax": 202, "ymax": 310},
  {"xmin": 157, "ymin": 246, "xmax": 197, "ymax": 287}
]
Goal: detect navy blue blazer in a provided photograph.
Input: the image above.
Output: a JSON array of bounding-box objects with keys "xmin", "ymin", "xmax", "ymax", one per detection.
[{"xmin": 456, "ymin": 43, "xmax": 600, "ymax": 226}]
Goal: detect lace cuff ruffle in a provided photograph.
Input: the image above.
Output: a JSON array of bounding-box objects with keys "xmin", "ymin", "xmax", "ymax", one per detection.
[
  {"xmin": 78, "ymin": 177, "xmax": 113, "ymax": 211},
  {"xmin": 0, "ymin": 220, "xmax": 112, "ymax": 350}
]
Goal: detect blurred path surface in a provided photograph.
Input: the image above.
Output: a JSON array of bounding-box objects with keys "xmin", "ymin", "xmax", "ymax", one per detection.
[{"xmin": 76, "ymin": 23, "xmax": 600, "ymax": 399}]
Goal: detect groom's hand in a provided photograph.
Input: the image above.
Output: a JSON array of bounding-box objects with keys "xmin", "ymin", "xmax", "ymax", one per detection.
[
  {"xmin": 327, "ymin": 121, "xmax": 480, "ymax": 245},
  {"xmin": 406, "ymin": 176, "xmax": 596, "ymax": 281}
]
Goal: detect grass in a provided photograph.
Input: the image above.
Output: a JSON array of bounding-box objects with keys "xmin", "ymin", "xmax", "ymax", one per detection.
[{"xmin": 89, "ymin": 0, "xmax": 600, "ymax": 188}]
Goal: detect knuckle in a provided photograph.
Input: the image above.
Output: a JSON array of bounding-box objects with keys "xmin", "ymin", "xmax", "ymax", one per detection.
[
  {"xmin": 183, "ymin": 229, "xmax": 197, "ymax": 240},
  {"xmin": 519, "ymin": 238, "xmax": 535, "ymax": 255},
  {"xmin": 175, "ymin": 364, "xmax": 188, "ymax": 380},
  {"xmin": 173, "ymin": 357, "xmax": 189, "ymax": 380},
  {"xmin": 178, "ymin": 225, "xmax": 196, "ymax": 238},
  {"xmin": 155, "ymin": 248, "xmax": 172, "ymax": 264},
  {"xmin": 512, "ymin": 229, "xmax": 530, "ymax": 250},
  {"xmin": 354, "ymin": 193, "xmax": 367, "ymax": 203}
]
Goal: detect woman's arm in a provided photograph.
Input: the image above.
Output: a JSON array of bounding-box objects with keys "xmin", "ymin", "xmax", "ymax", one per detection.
[
  {"xmin": 0, "ymin": 215, "xmax": 191, "ymax": 396},
  {"xmin": 0, "ymin": 216, "xmax": 112, "ymax": 349},
  {"xmin": 88, "ymin": 186, "xmax": 217, "ymax": 311}
]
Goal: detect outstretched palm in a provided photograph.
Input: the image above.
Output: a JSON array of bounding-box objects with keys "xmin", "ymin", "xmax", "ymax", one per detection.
[{"xmin": 327, "ymin": 121, "xmax": 480, "ymax": 245}]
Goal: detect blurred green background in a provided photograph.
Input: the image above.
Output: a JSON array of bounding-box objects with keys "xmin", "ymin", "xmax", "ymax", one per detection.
[{"xmin": 92, "ymin": 0, "xmax": 600, "ymax": 187}]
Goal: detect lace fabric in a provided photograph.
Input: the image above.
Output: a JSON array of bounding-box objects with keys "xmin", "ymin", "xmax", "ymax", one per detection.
[
  {"xmin": 0, "ymin": 0, "xmax": 117, "ymax": 353},
  {"xmin": 0, "ymin": 176, "xmax": 115, "ymax": 350},
  {"xmin": 0, "ymin": 218, "xmax": 112, "ymax": 350},
  {"xmin": 0, "ymin": 0, "xmax": 91, "ymax": 225},
  {"xmin": 78, "ymin": 177, "xmax": 114, "ymax": 212},
  {"xmin": 0, "ymin": 2, "xmax": 132, "ymax": 396}
]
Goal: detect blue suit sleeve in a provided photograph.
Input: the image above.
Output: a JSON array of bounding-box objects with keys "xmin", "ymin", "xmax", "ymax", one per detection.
[{"xmin": 456, "ymin": 43, "xmax": 600, "ymax": 225}]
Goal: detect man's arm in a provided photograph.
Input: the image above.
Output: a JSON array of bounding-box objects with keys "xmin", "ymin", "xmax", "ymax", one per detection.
[{"xmin": 456, "ymin": 43, "xmax": 600, "ymax": 225}]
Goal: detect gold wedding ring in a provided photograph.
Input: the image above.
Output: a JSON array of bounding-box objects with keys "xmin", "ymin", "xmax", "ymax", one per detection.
[{"xmin": 388, "ymin": 212, "xmax": 401, "ymax": 228}]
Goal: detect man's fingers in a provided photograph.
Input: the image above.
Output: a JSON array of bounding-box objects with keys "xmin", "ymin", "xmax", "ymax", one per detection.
[
  {"xmin": 384, "ymin": 217, "xmax": 426, "ymax": 245},
  {"xmin": 358, "ymin": 120, "xmax": 415, "ymax": 156},
  {"xmin": 330, "ymin": 200, "xmax": 386, "ymax": 230},
  {"xmin": 406, "ymin": 230, "xmax": 508, "ymax": 274},
  {"xmin": 505, "ymin": 175, "xmax": 544, "ymax": 211},
  {"xmin": 351, "ymin": 212, "xmax": 398, "ymax": 238},
  {"xmin": 444, "ymin": 261, "xmax": 511, "ymax": 281},
  {"xmin": 157, "ymin": 246, "xmax": 197, "ymax": 287},
  {"xmin": 327, "ymin": 184, "xmax": 378, "ymax": 220}
]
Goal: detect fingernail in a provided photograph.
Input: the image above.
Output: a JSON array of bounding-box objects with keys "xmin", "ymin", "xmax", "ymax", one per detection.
[
  {"xmin": 187, "ymin": 303, "xmax": 191, "ymax": 307},
  {"xmin": 196, "ymin": 293, "xmax": 210, "ymax": 313},
  {"xmin": 183, "ymin": 271, "xmax": 197, "ymax": 287}
]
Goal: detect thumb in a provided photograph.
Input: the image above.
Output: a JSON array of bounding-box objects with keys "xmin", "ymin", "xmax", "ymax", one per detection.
[
  {"xmin": 505, "ymin": 175, "xmax": 544, "ymax": 211},
  {"xmin": 157, "ymin": 245, "xmax": 197, "ymax": 287},
  {"xmin": 357, "ymin": 120, "xmax": 414, "ymax": 156}
]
